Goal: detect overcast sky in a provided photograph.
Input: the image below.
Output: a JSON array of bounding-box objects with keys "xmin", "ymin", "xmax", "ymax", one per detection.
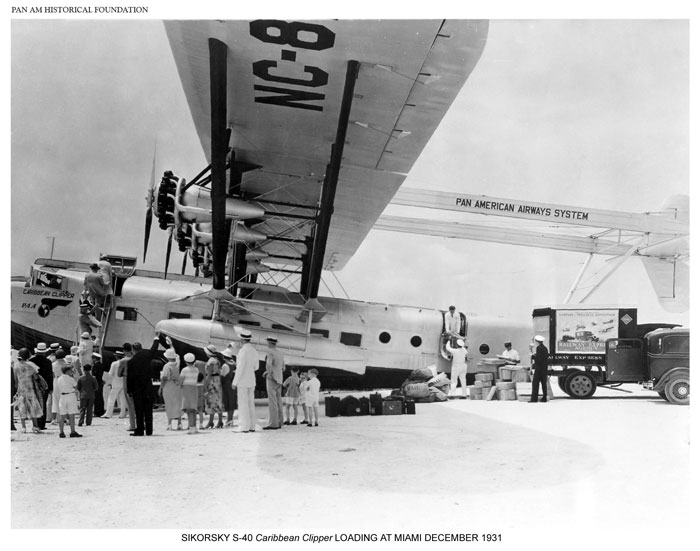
[{"xmin": 10, "ymin": 18, "xmax": 689, "ymax": 327}]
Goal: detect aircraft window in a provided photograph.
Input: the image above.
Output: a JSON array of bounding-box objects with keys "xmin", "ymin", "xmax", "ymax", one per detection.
[
  {"xmin": 310, "ymin": 328, "xmax": 329, "ymax": 338},
  {"xmin": 115, "ymin": 307, "xmax": 138, "ymax": 322},
  {"xmin": 379, "ymin": 332, "xmax": 391, "ymax": 344},
  {"xmin": 168, "ymin": 312, "xmax": 191, "ymax": 319},
  {"xmin": 272, "ymin": 324, "xmax": 293, "ymax": 332},
  {"xmin": 340, "ymin": 332, "xmax": 362, "ymax": 347},
  {"xmin": 663, "ymin": 335, "xmax": 689, "ymax": 354},
  {"xmin": 410, "ymin": 336, "xmax": 422, "ymax": 348},
  {"xmin": 479, "ymin": 344, "xmax": 490, "ymax": 355},
  {"xmin": 239, "ymin": 320, "xmax": 261, "ymax": 326},
  {"xmin": 202, "ymin": 315, "xmax": 212, "ymax": 320}
]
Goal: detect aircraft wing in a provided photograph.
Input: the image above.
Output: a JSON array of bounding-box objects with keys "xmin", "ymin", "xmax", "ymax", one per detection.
[{"xmin": 165, "ymin": 20, "xmax": 489, "ymax": 281}]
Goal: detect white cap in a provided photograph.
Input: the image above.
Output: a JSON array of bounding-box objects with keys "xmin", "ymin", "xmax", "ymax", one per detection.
[
  {"xmin": 81, "ymin": 332, "xmax": 90, "ymax": 339},
  {"xmin": 205, "ymin": 344, "xmax": 218, "ymax": 356},
  {"xmin": 221, "ymin": 349, "xmax": 234, "ymax": 359},
  {"xmin": 456, "ymin": 338, "xmax": 465, "ymax": 347},
  {"xmin": 534, "ymin": 335, "xmax": 545, "ymax": 342},
  {"xmin": 164, "ymin": 349, "xmax": 177, "ymax": 360},
  {"xmin": 184, "ymin": 353, "xmax": 196, "ymax": 363},
  {"xmin": 240, "ymin": 331, "xmax": 252, "ymax": 341}
]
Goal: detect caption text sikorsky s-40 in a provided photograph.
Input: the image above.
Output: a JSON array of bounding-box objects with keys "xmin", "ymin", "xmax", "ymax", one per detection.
[{"xmin": 12, "ymin": 20, "xmax": 537, "ymax": 388}]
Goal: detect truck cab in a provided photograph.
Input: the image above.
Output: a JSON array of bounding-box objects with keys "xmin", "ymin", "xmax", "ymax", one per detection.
[{"xmin": 605, "ymin": 327, "xmax": 689, "ymax": 404}]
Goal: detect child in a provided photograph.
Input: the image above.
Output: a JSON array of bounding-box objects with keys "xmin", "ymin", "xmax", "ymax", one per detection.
[
  {"xmin": 77, "ymin": 364, "xmax": 99, "ymax": 426},
  {"xmin": 282, "ymin": 367, "xmax": 300, "ymax": 425},
  {"xmin": 56, "ymin": 364, "xmax": 82, "ymax": 438},
  {"xmin": 298, "ymin": 371, "xmax": 309, "ymax": 424},
  {"xmin": 304, "ymin": 369, "xmax": 321, "ymax": 427}
]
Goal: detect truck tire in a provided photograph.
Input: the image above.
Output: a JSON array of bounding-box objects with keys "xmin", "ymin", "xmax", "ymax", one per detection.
[
  {"xmin": 664, "ymin": 374, "xmax": 689, "ymax": 405},
  {"xmin": 557, "ymin": 376, "xmax": 567, "ymax": 392},
  {"xmin": 564, "ymin": 371, "xmax": 596, "ymax": 399},
  {"xmin": 657, "ymin": 390, "xmax": 668, "ymax": 401}
]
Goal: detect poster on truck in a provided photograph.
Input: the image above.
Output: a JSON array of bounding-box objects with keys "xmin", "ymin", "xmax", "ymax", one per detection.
[{"xmin": 555, "ymin": 309, "xmax": 619, "ymax": 354}]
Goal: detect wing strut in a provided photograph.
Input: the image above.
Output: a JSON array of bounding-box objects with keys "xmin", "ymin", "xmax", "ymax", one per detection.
[{"xmin": 304, "ymin": 60, "xmax": 360, "ymax": 301}]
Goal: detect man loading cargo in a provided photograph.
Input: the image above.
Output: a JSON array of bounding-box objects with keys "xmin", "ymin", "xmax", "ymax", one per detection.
[
  {"xmin": 499, "ymin": 342, "xmax": 520, "ymax": 365},
  {"xmin": 446, "ymin": 338, "xmax": 468, "ymax": 398}
]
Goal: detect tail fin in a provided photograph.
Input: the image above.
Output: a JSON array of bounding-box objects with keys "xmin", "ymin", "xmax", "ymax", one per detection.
[{"xmin": 641, "ymin": 257, "xmax": 689, "ymax": 313}]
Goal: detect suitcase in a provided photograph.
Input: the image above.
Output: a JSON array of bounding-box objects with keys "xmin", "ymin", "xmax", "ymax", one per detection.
[
  {"xmin": 403, "ymin": 398, "xmax": 416, "ymax": 415},
  {"xmin": 324, "ymin": 396, "xmax": 340, "ymax": 417},
  {"xmin": 382, "ymin": 399, "xmax": 403, "ymax": 415},
  {"xmin": 339, "ymin": 395, "xmax": 361, "ymax": 416},
  {"xmin": 369, "ymin": 392, "xmax": 383, "ymax": 415},
  {"xmin": 358, "ymin": 396, "xmax": 370, "ymax": 415}
]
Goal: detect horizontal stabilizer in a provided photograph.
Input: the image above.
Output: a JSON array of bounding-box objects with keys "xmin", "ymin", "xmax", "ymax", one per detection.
[{"xmin": 375, "ymin": 215, "xmax": 636, "ymax": 255}]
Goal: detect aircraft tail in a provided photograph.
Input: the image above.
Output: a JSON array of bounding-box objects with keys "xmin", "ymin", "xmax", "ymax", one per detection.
[{"xmin": 641, "ymin": 257, "xmax": 689, "ymax": 313}]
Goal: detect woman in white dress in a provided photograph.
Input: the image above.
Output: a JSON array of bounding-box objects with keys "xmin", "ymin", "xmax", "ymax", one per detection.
[{"xmin": 160, "ymin": 346, "xmax": 183, "ymax": 430}]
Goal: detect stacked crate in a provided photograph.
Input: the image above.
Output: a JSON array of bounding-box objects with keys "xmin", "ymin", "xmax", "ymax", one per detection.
[
  {"xmin": 470, "ymin": 373, "xmax": 494, "ymax": 400},
  {"xmin": 469, "ymin": 362, "xmax": 519, "ymax": 401}
]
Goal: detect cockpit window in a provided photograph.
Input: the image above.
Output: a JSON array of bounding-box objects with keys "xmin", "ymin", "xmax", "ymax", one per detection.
[{"xmin": 34, "ymin": 270, "xmax": 64, "ymax": 289}]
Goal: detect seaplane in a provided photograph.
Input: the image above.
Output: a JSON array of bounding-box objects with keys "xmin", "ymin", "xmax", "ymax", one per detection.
[
  {"xmin": 12, "ymin": 19, "xmax": 535, "ymax": 389},
  {"xmin": 11, "ymin": 20, "xmax": 688, "ymax": 390}
]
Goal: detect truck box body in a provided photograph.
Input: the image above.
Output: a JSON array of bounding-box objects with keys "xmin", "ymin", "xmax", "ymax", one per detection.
[{"xmin": 532, "ymin": 306, "xmax": 637, "ymax": 366}]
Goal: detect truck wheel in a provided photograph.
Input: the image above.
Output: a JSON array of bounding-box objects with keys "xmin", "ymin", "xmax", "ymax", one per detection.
[
  {"xmin": 657, "ymin": 390, "xmax": 668, "ymax": 401},
  {"xmin": 664, "ymin": 374, "xmax": 689, "ymax": 405},
  {"xmin": 564, "ymin": 371, "xmax": 596, "ymax": 399}
]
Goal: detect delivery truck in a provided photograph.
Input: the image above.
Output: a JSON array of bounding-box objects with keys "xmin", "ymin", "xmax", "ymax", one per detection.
[{"xmin": 532, "ymin": 306, "xmax": 689, "ymax": 404}]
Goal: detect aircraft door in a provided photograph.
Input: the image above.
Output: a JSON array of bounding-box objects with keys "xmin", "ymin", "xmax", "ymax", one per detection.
[{"xmin": 606, "ymin": 338, "xmax": 644, "ymax": 382}]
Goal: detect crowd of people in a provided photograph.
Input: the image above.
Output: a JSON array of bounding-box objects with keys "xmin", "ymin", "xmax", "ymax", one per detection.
[{"xmin": 11, "ymin": 329, "xmax": 324, "ymax": 437}]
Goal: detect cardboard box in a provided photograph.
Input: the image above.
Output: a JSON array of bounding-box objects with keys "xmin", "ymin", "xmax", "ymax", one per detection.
[{"xmin": 497, "ymin": 389, "xmax": 517, "ymax": 401}]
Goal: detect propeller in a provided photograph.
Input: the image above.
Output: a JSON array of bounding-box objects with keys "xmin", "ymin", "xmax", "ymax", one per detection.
[
  {"xmin": 143, "ymin": 138, "xmax": 158, "ymax": 262},
  {"xmin": 208, "ymin": 38, "xmax": 233, "ymax": 300},
  {"xmin": 163, "ymin": 226, "xmax": 173, "ymax": 280}
]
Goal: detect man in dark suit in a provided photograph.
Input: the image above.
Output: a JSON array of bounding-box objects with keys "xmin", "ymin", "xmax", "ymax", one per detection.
[
  {"xmin": 125, "ymin": 337, "xmax": 160, "ymax": 436},
  {"xmin": 29, "ymin": 343, "xmax": 54, "ymax": 429},
  {"xmin": 530, "ymin": 335, "xmax": 549, "ymax": 403},
  {"xmin": 91, "ymin": 352, "xmax": 106, "ymax": 417}
]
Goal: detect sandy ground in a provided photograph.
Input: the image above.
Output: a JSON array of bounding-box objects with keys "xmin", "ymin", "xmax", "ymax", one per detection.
[{"xmin": 9, "ymin": 384, "xmax": 691, "ymax": 549}]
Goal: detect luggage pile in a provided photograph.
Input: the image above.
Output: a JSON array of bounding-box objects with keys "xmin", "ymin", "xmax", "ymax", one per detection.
[
  {"xmin": 398, "ymin": 367, "xmax": 450, "ymax": 402},
  {"xmin": 324, "ymin": 392, "xmax": 416, "ymax": 417}
]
